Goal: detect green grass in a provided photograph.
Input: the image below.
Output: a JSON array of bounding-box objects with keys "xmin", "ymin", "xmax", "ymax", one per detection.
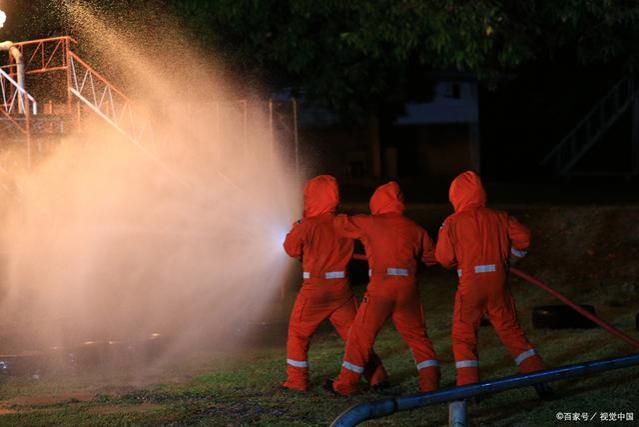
[{"xmin": 0, "ymin": 205, "xmax": 638, "ymax": 426}]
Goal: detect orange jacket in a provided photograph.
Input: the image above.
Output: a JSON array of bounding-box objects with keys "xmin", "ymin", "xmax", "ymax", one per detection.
[
  {"xmin": 435, "ymin": 171, "xmax": 530, "ymax": 286},
  {"xmin": 334, "ymin": 182, "xmax": 436, "ymax": 279},
  {"xmin": 283, "ymin": 175, "xmax": 354, "ymax": 285}
]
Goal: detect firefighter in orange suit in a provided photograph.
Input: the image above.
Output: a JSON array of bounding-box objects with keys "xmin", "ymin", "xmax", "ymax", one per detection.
[
  {"xmin": 282, "ymin": 175, "xmax": 387, "ymax": 391},
  {"xmin": 328, "ymin": 181, "xmax": 440, "ymax": 396},
  {"xmin": 435, "ymin": 171, "xmax": 546, "ymax": 387}
]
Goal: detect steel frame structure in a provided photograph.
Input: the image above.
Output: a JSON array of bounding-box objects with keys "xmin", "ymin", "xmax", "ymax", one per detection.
[
  {"xmin": 0, "ymin": 36, "xmax": 154, "ymax": 158},
  {"xmin": 68, "ymin": 51, "xmax": 153, "ymax": 146},
  {"xmin": 6, "ymin": 36, "xmax": 75, "ymax": 75},
  {"xmin": 0, "ymin": 36, "xmax": 301, "ymax": 173}
]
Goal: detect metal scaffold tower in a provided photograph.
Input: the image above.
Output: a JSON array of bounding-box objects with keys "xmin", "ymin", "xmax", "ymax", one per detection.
[{"xmin": 0, "ymin": 36, "xmax": 300, "ymax": 172}]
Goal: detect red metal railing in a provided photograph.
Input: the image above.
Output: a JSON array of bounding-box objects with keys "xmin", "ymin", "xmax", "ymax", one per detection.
[
  {"xmin": 65, "ymin": 50, "xmax": 191, "ymax": 185},
  {"xmin": 4, "ymin": 36, "xmax": 76, "ymax": 75},
  {"xmin": 67, "ymin": 51, "xmax": 153, "ymax": 146}
]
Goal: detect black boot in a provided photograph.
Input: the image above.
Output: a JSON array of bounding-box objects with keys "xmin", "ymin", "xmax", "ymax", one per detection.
[
  {"xmin": 371, "ymin": 380, "xmax": 391, "ymax": 393},
  {"xmin": 534, "ymin": 382, "xmax": 555, "ymax": 400},
  {"xmin": 322, "ymin": 379, "xmax": 339, "ymax": 395}
]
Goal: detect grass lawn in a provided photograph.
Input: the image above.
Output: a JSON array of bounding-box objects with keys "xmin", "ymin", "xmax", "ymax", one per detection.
[{"xmin": 0, "ymin": 205, "xmax": 637, "ymax": 426}]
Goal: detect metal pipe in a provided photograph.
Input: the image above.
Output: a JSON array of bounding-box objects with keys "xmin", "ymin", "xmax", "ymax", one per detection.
[
  {"xmin": 511, "ymin": 268, "xmax": 639, "ymax": 349},
  {"xmin": 25, "ymin": 94, "xmax": 31, "ymax": 169},
  {"xmin": 448, "ymin": 400, "xmax": 467, "ymax": 427},
  {"xmin": 292, "ymin": 98, "xmax": 299, "ymax": 176},
  {"xmin": 11, "ymin": 46, "xmax": 25, "ymax": 113},
  {"xmin": 331, "ymin": 353, "xmax": 639, "ymax": 427},
  {"xmin": 0, "ymin": 41, "xmax": 25, "ymax": 113}
]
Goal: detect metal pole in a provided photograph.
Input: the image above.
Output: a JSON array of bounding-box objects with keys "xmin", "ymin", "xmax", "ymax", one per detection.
[
  {"xmin": 268, "ymin": 99, "xmax": 274, "ymax": 162},
  {"xmin": 448, "ymin": 400, "xmax": 467, "ymax": 427},
  {"xmin": 242, "ymin": 100, "xmax": 248, "ymax": 156},
  {"xmin": 25, "ymin": 94, "xmax": 31, "ymax": 169},
  {"xmin": 631, "ymin": 78, "xmax": 639, "ymax": 176},
  {"xmin": 469, "ymin": 82, "xmax": 480, "ymax": 174},
  {"xmin": 216, "ymin": 101, "xmax": 221, "ymax": 163},
  {"xmin": 331, "ymin": 353, "xmax": 639, "ymax": 427},
  {"xmin": 292, "ymin": 98, "xmax": 299, "ymax": 176},
  {"xmin": 66, "ymin": 38, "xmax": 73, "ymax": 115},
  {"xmin": 511, "ymin": 268, "xmax": 639, "ymax": 349}
]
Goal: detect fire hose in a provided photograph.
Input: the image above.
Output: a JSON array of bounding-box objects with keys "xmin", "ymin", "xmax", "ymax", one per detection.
[
  {"xmin": 351, "ymin": 254, "xmax": 639, "ymax": 350},
  {"xmin": 510, "ymin": 267, "xmax": 639, "ymax": 349}
]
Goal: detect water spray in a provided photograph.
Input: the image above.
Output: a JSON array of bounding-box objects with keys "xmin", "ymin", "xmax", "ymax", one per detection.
[{"xmin": 0, "ymin": 4, "xmax": 301, "ymax": 371}]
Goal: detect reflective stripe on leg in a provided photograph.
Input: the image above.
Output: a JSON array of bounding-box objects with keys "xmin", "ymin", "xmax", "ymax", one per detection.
[
  {"xmin": 515, "ymin": 349, "xmax": 537, "ymax": 366},
  {"xmin": 342, "ymin": 361, "xmax": 364, "ymax": 374},
  {"xmin": 455, "ymin": 360, "xmax": 479, "ymax": 368},
  {"xmin": 416, "ymin": 359, "xmax": 439, "ymax": 370},
  {"xmin": 287, "ymin": 358, "xmax": 309, "ymax": 368}
]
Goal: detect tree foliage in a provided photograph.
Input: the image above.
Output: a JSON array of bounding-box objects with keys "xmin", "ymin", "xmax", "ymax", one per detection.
[
  {"xmin": 169, "ymin": 0, "xmax": 639, "ymax": 116},
  {"xmin": 170, "ymin": 1, "xmax": 505, "ymax": 114},
  {"xmin": 3, "ymin": 1, "xmax": 639, "ymax": 116}
]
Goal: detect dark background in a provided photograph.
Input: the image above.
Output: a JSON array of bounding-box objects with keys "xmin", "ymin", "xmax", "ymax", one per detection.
[{"xmin": 2, "ymin": 0, "xmax": 638, "ymax": 202}]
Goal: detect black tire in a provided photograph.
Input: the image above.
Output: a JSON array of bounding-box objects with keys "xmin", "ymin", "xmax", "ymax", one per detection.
[{"xmin": 532, "ymin": 305, "xmax": 598, "ymax": 329}]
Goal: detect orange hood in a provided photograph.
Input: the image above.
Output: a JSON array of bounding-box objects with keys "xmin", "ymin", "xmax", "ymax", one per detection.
[
  {"xmin": 303, "ymin": 175, "xmax": 339, "ymax": 217},
  {"xmin": 370, "ymin": 181, "xmax": 405, "ymax": 215},
  {"xmin": 449, "ymin": 171, "xmax": 486, "ymax": 212}
]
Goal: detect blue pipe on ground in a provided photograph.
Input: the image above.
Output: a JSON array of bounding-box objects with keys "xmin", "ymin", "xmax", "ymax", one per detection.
[{"xmin": 330, "ymin": 352, "xmax": 639, "ymax": 427}]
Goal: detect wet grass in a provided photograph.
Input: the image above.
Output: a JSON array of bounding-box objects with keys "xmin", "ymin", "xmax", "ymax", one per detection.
[{"xmin": 0, "ymin": 205, "xmax": 638, "ymax": 426}]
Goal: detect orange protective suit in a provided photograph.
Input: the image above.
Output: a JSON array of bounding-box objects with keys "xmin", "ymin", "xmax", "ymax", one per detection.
[
  {"xmin": 435, "ymin": 171, "xmax": 545, "ymax": 386},
  {"xmin": 282, "ymin": 175, "xmax": 387, "ymax": 391},
  {"xmin": 331, "ymin": 182, "xmax": 440, "ymax": 396}
]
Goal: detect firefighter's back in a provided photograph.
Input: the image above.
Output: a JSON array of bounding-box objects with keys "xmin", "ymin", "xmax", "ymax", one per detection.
[
  {"xmin": 302, "ymin": 214, "xmax": 354, "ymax": 278},
  {"xmin": 451, "ymin": 206, "xmax": 510, "ymax": 288}
]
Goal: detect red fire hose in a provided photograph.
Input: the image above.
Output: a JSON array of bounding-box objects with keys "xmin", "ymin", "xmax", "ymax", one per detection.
[
  {"xmin": 510, "ymin": 267, "xmax": 639, "ymax": 350},
  {"xmin": 350, "ymin": 254, "xmax": 639, "ymax": 350}
]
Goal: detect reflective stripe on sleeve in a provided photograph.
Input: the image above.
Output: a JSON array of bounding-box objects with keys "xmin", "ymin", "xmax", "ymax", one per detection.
[
  {"xmin": 455, "ymin": 360, "xmax": 479, "ymax": 369},
  {"xmin": 511, "ymin": 247, "xmax": 528, "ymax": 258},
  {"xmin": 416, "ymin": 359, "xmax": 439, "ymax": 370},
  {"xmin": 342, "ymin": 361, "xmax": 365, "ymax": 374},
  {"xmin": 302, "ymin": 272, "xmax": 310, "ymax": 279},
  {"xmin": 474, "ymin": 264, "xmax": 496, "ymax": 273},
  {"xmin": 457, "ymin": 269, "xmax": 462, "ymax": 278},
  {"xmin": 287, "ymin": 358, "xmax": 308, "ymax": 368},
  {"xmin": 515, "ymin": 349, "xmax": 537, "ymax": 366}
]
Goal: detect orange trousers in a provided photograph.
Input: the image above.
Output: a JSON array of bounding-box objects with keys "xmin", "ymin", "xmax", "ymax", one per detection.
[
  {"xmin": 453, "ymin": 279, "xmax": 544, "ymax": 385},
  {"xmin": 283, "ymin": 290, "xmax": 387, "ymax": 391},
  {"xmin": 332, "ymin": 280, "xmax": 439, "ymax": 395}
]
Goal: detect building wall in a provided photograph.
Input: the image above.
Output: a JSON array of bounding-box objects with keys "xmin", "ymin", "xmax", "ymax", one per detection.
[{"xmin": 295, "ymin": 79, "xmax": 480, "ymax": 184}]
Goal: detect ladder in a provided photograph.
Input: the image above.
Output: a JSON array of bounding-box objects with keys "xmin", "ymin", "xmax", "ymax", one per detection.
[{"xmin": 541, "ymin": 77, "xmax": 639, "ymax": 176}]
